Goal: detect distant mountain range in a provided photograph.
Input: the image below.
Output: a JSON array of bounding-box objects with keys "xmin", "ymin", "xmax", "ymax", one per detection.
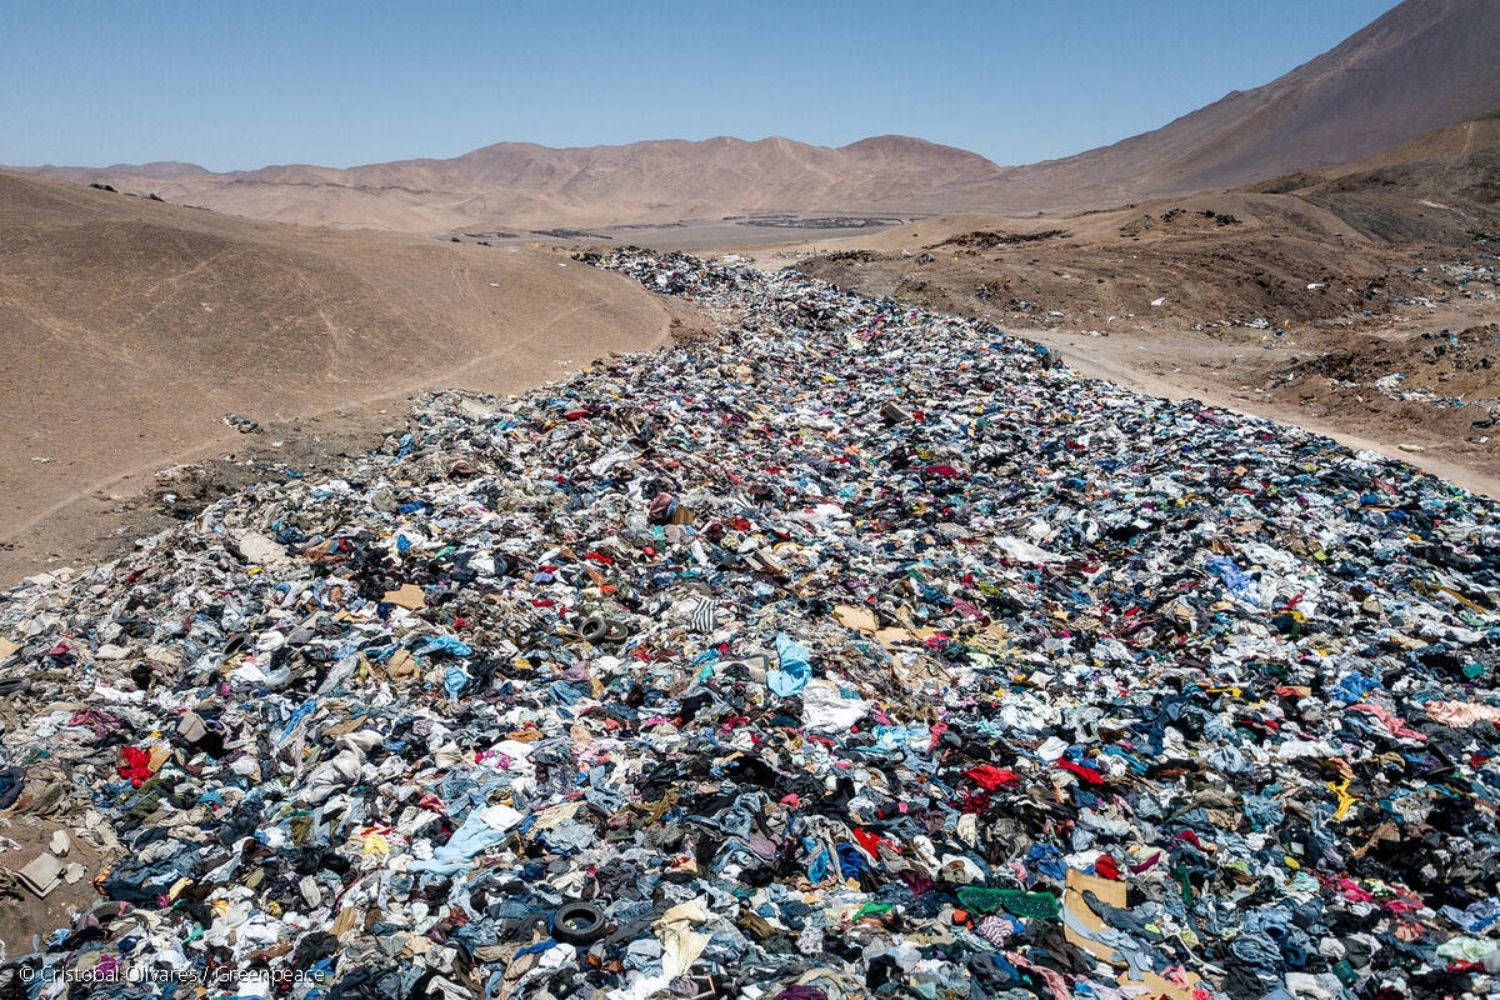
[
  {"xmin": 28, "ymin": 135, "xmax": 1006, "ymax": 231},
  {"xmin": 20, "ymin": 0, "xmax": 1500, "ymax": 231}
]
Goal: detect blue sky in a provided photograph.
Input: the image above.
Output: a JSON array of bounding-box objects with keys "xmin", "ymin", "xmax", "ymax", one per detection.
[{"xmin": 1, "ymin": 0, "xmax": 1401, "ymax": 171}]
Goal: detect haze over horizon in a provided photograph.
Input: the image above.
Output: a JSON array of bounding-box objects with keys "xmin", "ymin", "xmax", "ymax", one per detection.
[{"xmin": 3, "ymin": 0, "xmax": 1401, "ymax": 172}]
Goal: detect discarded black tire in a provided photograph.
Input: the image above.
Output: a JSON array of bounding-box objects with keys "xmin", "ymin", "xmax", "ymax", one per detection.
[
  {"xmin": 552, "ymin": 901, "xmax": 606, "ymax": 945},
  {"xmin": 579, "ymin": 615, "xmax": 610, "ymax": 642}
]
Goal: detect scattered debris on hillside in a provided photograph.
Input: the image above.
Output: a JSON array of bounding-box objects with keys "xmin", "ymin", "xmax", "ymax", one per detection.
[
  {"xmin": 1273, "ymin": 325, "xmax": 1500, "ymax": 417},
  {"xmin": 223, "ymin": 413, "xmax": 263, "ymax": 435},
  {"xmin": 935, "ymin": 229, "xmax": 1070, "ymax": 250},
  {"xmin": 1121, "ymin": 209, "xmax": 1240, "ymax": 238},
  {"xmin": 823, "ymin": 249, "xmax": 879, "ymax": 263}
]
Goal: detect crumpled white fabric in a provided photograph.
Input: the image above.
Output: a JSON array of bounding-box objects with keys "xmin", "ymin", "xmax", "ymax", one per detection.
[
  {"xmin": 303, "ymin": 731, "xmax": 382, "ymax": 804},
  {"xmin": 995, "ymin": 536, "xmax": 1064, "ymax": 564},
  {"xmin": 1036, "ymin": 736, "xmax": 1070, "ymax": 761},
  {"xmin": 607, "ymin": 975, "xmax": 671, "ymax": 1000},
  {"xmin": 801, "ymin": 679, "xmax": 869, "ymax": 733},
  {"xmin": 1274, "ymin": 738, "xmax": 1337, "ymax": 761},
  {"xmin": 654, "ymin": 897, "xmax": 714, "ymax": 979}
]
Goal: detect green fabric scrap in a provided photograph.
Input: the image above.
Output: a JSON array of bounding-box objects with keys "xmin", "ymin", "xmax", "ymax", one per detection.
[{"xmin": 957, "ymin": 886, "xmax": 1060, "ymax": 920}]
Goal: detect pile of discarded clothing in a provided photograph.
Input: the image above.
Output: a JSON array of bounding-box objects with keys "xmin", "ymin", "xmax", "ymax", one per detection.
[{"xmin": 0, "ymin": 247, "xmax": 1496, "ymax": 999}]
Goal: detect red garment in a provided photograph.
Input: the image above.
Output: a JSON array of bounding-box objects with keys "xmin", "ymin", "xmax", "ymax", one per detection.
[
  {"xmin": 928, "ymin": 722, "xmax": 948, "ymax": 752},
  {"xmin": 1094, "ymin": 854, "xmax": 1121, "ymax": 880},
  {"xmin": 967, "ymin": 764, "xmax": 1021, "ymax": 790},
  {"xmin": 118, "ymin": 746, "xmax": 152, "ymax": 788},
  {"xmin": 853, "ymin": 828, "xmax": 884, "ymax": 857},
  {"xmin": 1056, "ymin": 759, "xmax": 1105, "ymax": 785}
]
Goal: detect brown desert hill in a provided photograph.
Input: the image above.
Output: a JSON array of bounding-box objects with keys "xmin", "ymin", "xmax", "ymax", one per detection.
[
  {"xmin": 25, "ymin": 135, "xmax": 1009, "ymax": 233},
  {"xmin": 995, "ymin": 0, "xmax": 1500, "ymax": 209},
  {"xmin": 1301, "ymin": 113, "xmax": 1500, "ymax": 244},
  {"xmin": 783, "ymin": 191, "xmax": 1431, "ymax": 334},
  {"xmin": 1233, "ymin": 111, "xmax": 1500, "ymax": 243},
  {"xmin": 1323, "ymin": 112, "xmax": 1500, "ymax": 178},
  {"xmin": 0, "ymin": 169, "xmax": 696, "ymax": 582}
]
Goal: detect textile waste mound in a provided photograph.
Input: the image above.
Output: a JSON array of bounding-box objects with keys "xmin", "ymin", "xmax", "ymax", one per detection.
[{"xmin": 0, "ymin": 248, "xmax": 1497, "ymax": 999}]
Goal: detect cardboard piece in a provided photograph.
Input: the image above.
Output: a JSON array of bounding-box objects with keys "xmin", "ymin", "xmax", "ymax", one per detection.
[
  {"xmin": 1117, "ymin": 969, "xmax": 1204, "ymax": 1000},
  {"xmin": 873, "ymin": 626, "xmax": 942, "ymax": 650},
  {"xmin": 1064, "ymin": 870, "xmax": 1204, "ymax": 1000},
  {"xmin": 833, "ymin": 604, "xmax": 878, "ymax": 633},
  {"xmin": 1063, "ymin": 869, "xmax": 1127, "ymax": 964},
  {"xmin": 382, "ymin": 584, "xmax": 426, "ymax": 610}
]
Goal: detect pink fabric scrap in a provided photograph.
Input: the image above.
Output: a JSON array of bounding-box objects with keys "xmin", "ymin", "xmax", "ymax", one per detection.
[
  {"xmin": 1424, "ymin": 700, "xmax": 1500, "ymax": 728},
  {"xmin": 1347, "ymin": 702, "xmax": 1427, "ymax": 742}
]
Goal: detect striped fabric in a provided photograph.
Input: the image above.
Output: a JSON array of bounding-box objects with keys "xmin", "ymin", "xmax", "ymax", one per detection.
[{"xmin": 688, "ymin": 597, "xmax": 717, "ymax": 633}]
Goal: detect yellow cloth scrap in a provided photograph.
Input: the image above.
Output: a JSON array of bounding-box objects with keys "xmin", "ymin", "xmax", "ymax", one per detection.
[{"xmin": 1329, "ymin": 779, "xmax": 1357, "ymax": 820}]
